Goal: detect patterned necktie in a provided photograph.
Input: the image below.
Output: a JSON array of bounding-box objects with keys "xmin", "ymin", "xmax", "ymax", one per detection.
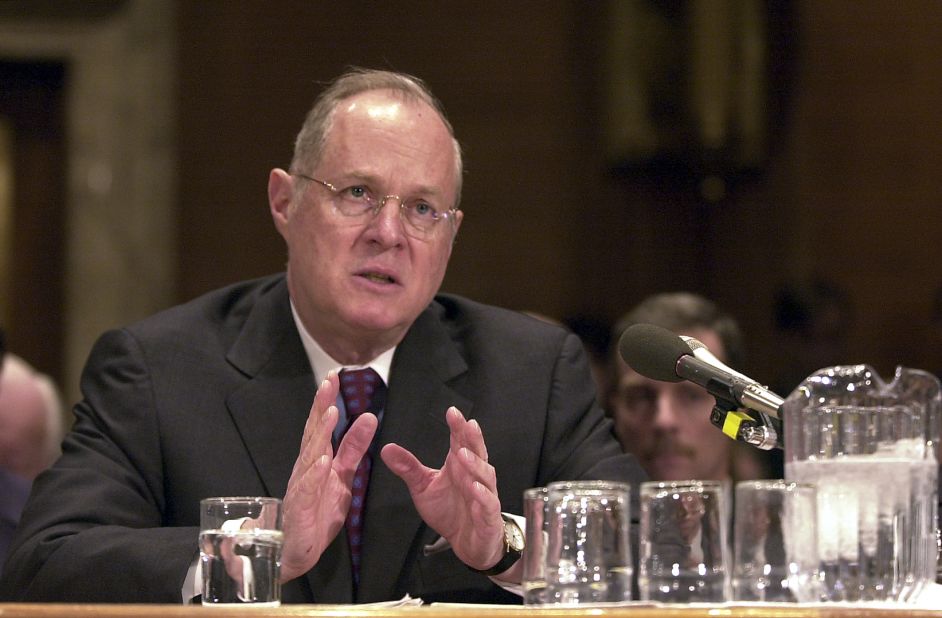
[{"xmin": 338, "ymin": 367, "xmax": 386, "ymax": 587}]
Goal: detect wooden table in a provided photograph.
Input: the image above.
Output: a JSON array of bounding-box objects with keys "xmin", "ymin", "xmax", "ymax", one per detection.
[{"xmin": 1, "ymin": 605, "xmax": 941, "ymax": 618}]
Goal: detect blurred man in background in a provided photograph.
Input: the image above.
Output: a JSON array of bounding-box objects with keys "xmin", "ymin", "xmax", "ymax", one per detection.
[
  {"xmin": 0, "ymin": 332, "xmax": 65, "ymax": 574},
  {"xmin": 607, "ymin": 292, "xmax": 772, "ymax": 483}
]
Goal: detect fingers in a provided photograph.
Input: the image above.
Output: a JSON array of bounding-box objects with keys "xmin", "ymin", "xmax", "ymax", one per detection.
[
  {"xmin": 446, "ymin": 448, "xmax": 498, "ymax": 515},
  {"xmin": 446, "ymin": 407, "xmax": 489, "ymax": 462},
  {"xmin": 290, "ymin": 373, "xmax": 340, "ymax": 484},
  {"xmin": 333, "ymin": 412, "xmax": 378, "ymax": 485},
  {"xmin": 300, "ymin": 371, "xmax": 340, "ymax": 453},
  {"xmin": 289, "ymin": 405, "xmax": 337, "ymax": 489},
  {"xmin": 469, "ymin": 479, "xmax": 501, "ymax": 521},
  {"xmin": 288, "ymin": 453, "xmax": 331, "ymax": 502},
  {"xmin": 445, "ymin": 407, "xmax": 496, "ymax": 488},
  {"xmin": 440, "ymin": 409, "xmax": 501, "ymax": 535},
  {"xmin": 440, "ymin": 411, "xmax": 504, "ymax": 567},
  {"xmin": 220, "ymin": 537, "xmax": 246, "ymax": 584}
]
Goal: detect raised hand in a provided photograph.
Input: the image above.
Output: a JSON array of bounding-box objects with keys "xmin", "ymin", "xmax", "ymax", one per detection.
[
  {"xmin": 279, "ymin": 371, "xmax": 378, "ymax": 582},
  {"xmin": 380, "ymin": 407, "xmax": 507, "ymax": 574}
]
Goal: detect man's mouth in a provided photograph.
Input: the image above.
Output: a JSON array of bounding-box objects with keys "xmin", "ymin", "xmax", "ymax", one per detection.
[
  {"xmin": 359, "ymin": 272, "xmax": 396, "ymax": 284},
  {"xmin": 649, "ymin": 441, "xmax": 696, "ymax": 460}
]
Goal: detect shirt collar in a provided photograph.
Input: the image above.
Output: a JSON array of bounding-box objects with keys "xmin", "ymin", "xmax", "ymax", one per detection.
[{"xmin": 290, "ymin": 300, "xmax": 394, "ymax": 384}]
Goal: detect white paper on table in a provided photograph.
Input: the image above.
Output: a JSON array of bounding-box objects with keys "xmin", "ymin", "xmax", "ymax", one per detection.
[{"xmin": 356, "ymin": 594, "xmax": 424, "ymax": 607}]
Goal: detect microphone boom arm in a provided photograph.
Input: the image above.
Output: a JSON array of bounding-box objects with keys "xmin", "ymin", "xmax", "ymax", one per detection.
[{"xmin": 708, "ymin": 400, "xmax": 783, "ymax": 451}]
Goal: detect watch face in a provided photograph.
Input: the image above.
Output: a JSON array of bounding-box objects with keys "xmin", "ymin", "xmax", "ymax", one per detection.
[{"xmin": 506, "ymin": 520, "xmax": 525, "ymax": 552}]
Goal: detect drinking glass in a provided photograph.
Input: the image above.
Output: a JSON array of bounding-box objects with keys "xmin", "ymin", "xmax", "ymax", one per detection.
[
  {"xmin": 199, "ymin": 496, "xmax": 284, "ymax": 606},
  {"xmin": 543, "ymin": 480, "xmax": 632, "ymax": 604},
  {"xmin": 639, "ymin": 480, "xmax": 730, "ymax": 603},
  {"xmin": 732, "ymin": 480, "xmax": 820, "ymax": 602},
  {"xmin": 522, "ymin": 486, "xmax": 550, "ymax": 605}
]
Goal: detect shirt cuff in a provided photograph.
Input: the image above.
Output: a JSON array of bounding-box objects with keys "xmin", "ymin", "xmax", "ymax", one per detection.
[{"xmin": 421, "ymin": 512, "xmax": 525, "ymax": 596}]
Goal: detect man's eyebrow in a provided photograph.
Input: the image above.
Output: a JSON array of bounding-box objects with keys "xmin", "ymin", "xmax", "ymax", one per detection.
[
  {"xmin": 619, "ymin": 381, "xmax": 653, "ymax": 393},
  {"xmin": 333, "ymin": 171, "xmax": 379, "ymax": 185},
  {"xmin": 337, "ymin": 173, "xmax": 447, "ymax": 200}
]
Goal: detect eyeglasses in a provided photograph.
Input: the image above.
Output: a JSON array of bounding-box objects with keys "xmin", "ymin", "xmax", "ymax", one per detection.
[{"xmin": 293, "ymin": 174, "xmax": 458, "ymax": 240}]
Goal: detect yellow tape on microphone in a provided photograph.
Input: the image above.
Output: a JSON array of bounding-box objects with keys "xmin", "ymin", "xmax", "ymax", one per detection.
[{"xmin": 721, "ymin": 409, "xmax": 754, "ymax": 441}]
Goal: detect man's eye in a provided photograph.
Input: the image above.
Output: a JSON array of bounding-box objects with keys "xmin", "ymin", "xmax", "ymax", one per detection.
[
  {"xmin": 343, "ymin": 186, "xmax": 370, "ymax": 201},
  {"xmin": 621, "ymin": 389, "xmax": 655, "ymax": 411},
  {"xmin": 412, "ymin": 201, "xmax": 438, "ymax": 219},
  {"xmin": 678, "ymin": 387, "xmax": 710, "ymax": 404}
]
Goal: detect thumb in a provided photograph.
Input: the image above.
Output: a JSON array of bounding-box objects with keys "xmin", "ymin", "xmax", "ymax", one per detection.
[{"xmin": 380, "ymin": 443, "xmax": 431, "ymax": 491}]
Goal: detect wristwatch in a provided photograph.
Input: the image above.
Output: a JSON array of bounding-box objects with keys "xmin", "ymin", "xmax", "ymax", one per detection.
[{"xmin": 470, "ymin": 515, "xmax": 525, "ymax": 575}]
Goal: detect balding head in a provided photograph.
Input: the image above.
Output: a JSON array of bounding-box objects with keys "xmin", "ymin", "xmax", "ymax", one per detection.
[{"xmin": 0, "ymin": 355, "xmax": 64, "ymax": 480}]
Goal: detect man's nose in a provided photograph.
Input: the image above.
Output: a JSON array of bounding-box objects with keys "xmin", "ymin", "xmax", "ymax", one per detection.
[
  {"xmin": 652, "ymin": 394, "xmax": 680, "ymax": 428},
  {"xmin": 366, "ymin": 196, "xmax": 406, "ymax": 243}
]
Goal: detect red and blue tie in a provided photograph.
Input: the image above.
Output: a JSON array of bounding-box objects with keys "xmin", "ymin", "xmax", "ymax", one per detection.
[{"xmin": 338, "ymin": 367, "xmax": 386, "ymax": 587}]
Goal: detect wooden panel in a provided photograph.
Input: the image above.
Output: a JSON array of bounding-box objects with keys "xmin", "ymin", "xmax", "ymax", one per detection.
[
  {"xmin": 174, "ymin": 0, "xmax": 942, "ymax": 384},
  {"xmin": 0, "ymin": 60, "xmax": 66, "ymax": 384},
  {"xmin": 175, "ymin": 1, "xmax": 587, "ymax": 320}
]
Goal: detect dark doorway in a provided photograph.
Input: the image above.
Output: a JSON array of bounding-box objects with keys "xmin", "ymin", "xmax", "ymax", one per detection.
[{"xmin": 0, "ymin": 60, "xmax": 67, "ymax": 384}]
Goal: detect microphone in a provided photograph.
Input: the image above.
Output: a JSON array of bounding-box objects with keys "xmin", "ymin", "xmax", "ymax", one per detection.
[
  {"xmin": 618, "ymin": 323, "xmax": 784, "ymax": 450},
  {"xmin": 680, "ymin": 335, "xmax": 755, "ymax": 383},
  {"xmin": 678, "ymin": 335, "xmax": 785, "ymax": 419}
]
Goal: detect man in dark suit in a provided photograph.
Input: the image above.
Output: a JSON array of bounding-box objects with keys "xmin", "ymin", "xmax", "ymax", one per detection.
[
  {"xmin": 0, "ymin": 333, "xmax": 65, "ymax": 577},
  {"xmin": 0, "ymin": 331, "xmax": 29, "ymax": 574},
  {"xmin": 0, "ymin": 69, "xmax": 643, "ymax": 604}
]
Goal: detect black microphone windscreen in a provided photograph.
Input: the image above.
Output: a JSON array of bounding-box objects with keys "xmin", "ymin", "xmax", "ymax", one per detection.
[{"xmin": 618, "ymin": 323, "xmax": 689, "ymax": 383}]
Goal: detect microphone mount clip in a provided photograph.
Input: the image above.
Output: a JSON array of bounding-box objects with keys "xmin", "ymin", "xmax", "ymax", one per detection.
[{"xmin": 708, "ymin": 398, "xmax": 782, "ymax": 451}]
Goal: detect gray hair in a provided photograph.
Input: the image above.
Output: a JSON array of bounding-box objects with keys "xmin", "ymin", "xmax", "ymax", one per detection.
[
  {"xmin": 1, "ymin": 354, "xmax": 65, "ymax": 471},
  {"xmin": 290, "ymin": 68, "xmax": 464, "ymax": 208},
  {"xmin": 609, "ymin": 292, "xmax": 745, "ymax": 396}
]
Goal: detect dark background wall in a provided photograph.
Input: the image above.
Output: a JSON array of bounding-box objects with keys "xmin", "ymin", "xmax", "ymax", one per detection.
[
  {"xmin": 5, "ymin": 0, "xmax": 942, "ymax": 398},
  {"xmin": 176, "ymin": 0, "xmax": 942, "ymax": 389},
  {"xmin": 176, "ymin": 1, "xmax": 604, "ymax": 317}
]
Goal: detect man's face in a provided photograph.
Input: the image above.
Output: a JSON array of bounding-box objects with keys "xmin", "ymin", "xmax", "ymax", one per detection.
[
  {"xmin": 270, "ymin": 90, "xmax": 462, "ymax": 362},
  {"xmin": 0, "ymin": 365, "xmax": 48, "ymax": 480},
  {"xmin": 609, "ymin": 329, "xmax": 733, "ymax": 481}
]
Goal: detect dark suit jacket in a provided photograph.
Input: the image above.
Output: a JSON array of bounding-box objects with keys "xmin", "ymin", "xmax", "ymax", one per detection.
[
  {"xmin": 0, "ymin": 468, "xmax": 31, "ymax": 577},
  {"xmin": 0, "ymin": 275, "xmax": 644, "ymax": 604}
]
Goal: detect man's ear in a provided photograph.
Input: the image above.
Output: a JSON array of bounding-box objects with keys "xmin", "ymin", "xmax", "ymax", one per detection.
[
  {"xmin": 445, "ymin": 209, "xmax": 463, "ymax": 254},
  {"xmin": 268, "ymin": 168, "xmax": 294, "ymax": 234}
]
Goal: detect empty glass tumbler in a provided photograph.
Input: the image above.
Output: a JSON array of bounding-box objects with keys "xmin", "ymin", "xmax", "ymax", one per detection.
[
  {"xmin": 543, "ymin": 480, "xmax": 632, "ymax": 604},
  {"xmin": 522, "ymin": 486, "xmax": 550, "ymax": 605},
  {"xmin": 639, "ymin": 480, "xmax": 730, "ymax": 603},
  {"xmin": 732, "ymin": 480, "xmax": 819, "ymax": 602}
]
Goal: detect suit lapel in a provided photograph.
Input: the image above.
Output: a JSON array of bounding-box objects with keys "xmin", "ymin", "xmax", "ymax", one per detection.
[
  {"xmin": 224, "ymin": 279, "xmax": 354, "ymax": 602},
  {"xmin": 225, "ymin": 278, "xmax": 315, "ymax": 500},
  {"xmin": 357, "ymin": 302, "xmax": 472, "ymax": 602}
]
